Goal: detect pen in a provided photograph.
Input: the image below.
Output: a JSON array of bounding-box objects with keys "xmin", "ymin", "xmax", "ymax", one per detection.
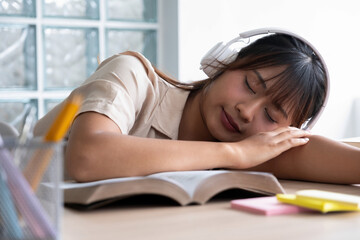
[
  {"xmin": 0, "ymin": 135, "xmax": 56, "ymax": 239},
  {"xmin": 0, "ymin": 168, "xmax": 23, "ymax": 239},
  {"xmin": 13, "ymin": 105, "xmax": 36, "ymax": 166},
  {"xmin": 19, "ymin": 104, "xmax": 37, "ymax": 143},
  {"xmin": 23, "ymin": 94, "xmax": 82, "ymax": 191}
]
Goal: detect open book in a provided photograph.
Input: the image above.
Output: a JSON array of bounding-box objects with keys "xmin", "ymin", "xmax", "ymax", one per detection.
[
  {"xmin": 341, "ymin": 137, "xmax": 360, "ymax": 148},
  {"xmin": 62, "ymin": 170, "xmax": 285, "ymax": 207}
]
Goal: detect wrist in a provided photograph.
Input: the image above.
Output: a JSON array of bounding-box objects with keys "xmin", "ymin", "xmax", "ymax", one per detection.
[{"xmin": 218, "ymin": 142, "xmax": 242, "ymax": 169}]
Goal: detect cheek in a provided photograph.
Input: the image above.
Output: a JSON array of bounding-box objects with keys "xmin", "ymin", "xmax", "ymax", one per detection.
[
  {"xmin": 247, "ymin": 118, "xmax": 292, "ymax": 137},
  {"xmin": 247, "ymin": 119, "xmax": 278, "ymax": 136}
]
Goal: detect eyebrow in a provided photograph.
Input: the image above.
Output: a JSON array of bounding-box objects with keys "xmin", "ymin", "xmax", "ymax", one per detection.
[
  {"xmin": 275, "ymin": 104, "xmax": 289, "ymax": 120},
  {"xmin": 253, "ymin": 70, "xmax": 267, "ymax": 89},
  {"xmin": 253, "ymin": 70, "xmax": 289, "ymax": 120}
]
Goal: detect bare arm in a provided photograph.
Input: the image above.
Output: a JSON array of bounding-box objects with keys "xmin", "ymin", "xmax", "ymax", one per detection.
[
  {"xmin": 65, "ymin": 112, "xmax": 229, "ymax": 181},
  {"xmin": 65, "ymin": 112, "xmax": 309, "ymax": 182},
  {"xmin": 248, "ymin": 135, "xmax": 360, "ymax": 184}
]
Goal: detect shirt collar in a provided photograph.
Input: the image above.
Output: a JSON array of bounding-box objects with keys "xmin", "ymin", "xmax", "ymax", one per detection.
[{"xmin": 151, "ymin": 84, "xmax": 190, "ymax": 139}]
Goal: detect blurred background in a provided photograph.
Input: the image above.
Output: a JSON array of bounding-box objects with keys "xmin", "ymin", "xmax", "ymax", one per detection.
[{"xmin": 0, "ymin": 0, "xmax": 359, "ymax": 140}]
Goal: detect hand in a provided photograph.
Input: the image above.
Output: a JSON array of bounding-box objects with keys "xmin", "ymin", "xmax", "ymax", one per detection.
[{"xmin": 227, "ymin": 127, "xmax": 311, "ymax": 169}]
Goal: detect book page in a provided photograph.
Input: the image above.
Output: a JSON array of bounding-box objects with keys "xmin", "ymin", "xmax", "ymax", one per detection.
[
  {"xmin": 341, "ymin": 137, "xmax": 360, "ymax": 148},
  {"xmin": 148, "ymin": 170, "xmax": 230, "ymax": 198},
  {"xmin": 62, "ymin": 176, "xmax": 144, "ymax": 189},
  {"xmin": 61, "ymin": 171, "xmax": 224, "ymax": 192},
  {"xmin": 62, "ymin": 170, "xmax": 284, "ymax": 206}
]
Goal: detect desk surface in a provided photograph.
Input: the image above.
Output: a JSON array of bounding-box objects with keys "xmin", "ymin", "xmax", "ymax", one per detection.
[{"xmin": 62, "ymin": 180, "xmax": 360, "ymax": 240}]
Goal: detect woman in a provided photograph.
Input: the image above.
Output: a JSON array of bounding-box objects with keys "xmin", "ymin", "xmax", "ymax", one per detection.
[{"xmin": 34, "ymin": 30, "xmax": 360, "ymax": 183}]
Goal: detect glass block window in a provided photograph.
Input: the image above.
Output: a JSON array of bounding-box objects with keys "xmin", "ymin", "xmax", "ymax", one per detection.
[
  {"xmin": 43, "ymin": 27, "xmax": 99, "ymax": 89},
  {"xmin": 0, "ymin": 0, "xmax": 36, "ymax": 17},
  {"xmin": 107, "ymin": 0, "xmax": 157, "ymax": 22},
  {"xmin": 44, "ymin": 99, "xmax": 62, "ymax": 113},
  {"xmin": 0, "ymin": 0, "xmax": 159, "ymax": 133},
  {"xmin": 43, "ymin": 0, "xmax": 99, "ymax": 19},
  {"xmin": 0, "ymin": 24, "xmax": 36, "ymax": 89},
  {"xmin": 0, "ymin": 100, "xmax": 38, "ymax": 130},
  {"xmin": 106, "ymin": 29, "xmax": 156, "ymax": 64}
]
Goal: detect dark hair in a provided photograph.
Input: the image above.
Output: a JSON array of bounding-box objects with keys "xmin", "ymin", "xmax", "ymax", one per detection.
[
  {"xmin": 226, "ymin": 34, "xmax": 327, "ymax": 127},
  {"xmin": 156, "ymin": 33, "xmax": 327, "ymax": 127}
]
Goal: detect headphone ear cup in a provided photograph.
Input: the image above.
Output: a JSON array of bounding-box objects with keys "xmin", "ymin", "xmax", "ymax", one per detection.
[{"xmin": 200, "ymin": 42, "xmax": 238, "ymax": 78}]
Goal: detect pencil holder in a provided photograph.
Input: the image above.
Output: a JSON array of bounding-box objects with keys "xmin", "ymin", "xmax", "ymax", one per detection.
[{"xmin": 0, "ymin": 137, "xmax": 63, "ymax": 240}]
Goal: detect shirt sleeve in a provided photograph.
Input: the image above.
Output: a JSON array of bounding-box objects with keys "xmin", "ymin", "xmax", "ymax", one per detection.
[{"xmin": 71, "ymin": 53, "xmax": 159, "ymax": 134}]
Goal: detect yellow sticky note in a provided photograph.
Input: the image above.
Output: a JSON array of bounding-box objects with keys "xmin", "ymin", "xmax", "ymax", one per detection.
[{"xmin": 276, "ymin": 190, "xmax": 360, "ymax": 213}]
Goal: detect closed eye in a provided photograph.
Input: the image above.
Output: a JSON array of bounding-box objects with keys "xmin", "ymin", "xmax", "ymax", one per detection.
[
  {"xmin": 264, "ymin": 108, "xmax": 277, "ymax": 123},
  {"xmin": 245, "ymin": 76, "xmax": 256, "ymax": 94}
]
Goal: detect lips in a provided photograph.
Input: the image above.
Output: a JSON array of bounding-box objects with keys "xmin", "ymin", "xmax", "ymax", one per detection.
[{"xmin": 221, "ymin": 108, "xmax": 240, "ymax": 133}]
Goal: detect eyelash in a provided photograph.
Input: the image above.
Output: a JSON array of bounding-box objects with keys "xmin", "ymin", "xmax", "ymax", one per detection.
[
  {"xmin": 245, "ymin": 76, "xmax": 277, "ymax": 124},
  {"xmin": 264, "ymin": 108, "xmax": 277, "ymax": 123},
  {"xmin": 245, "ymin": 77, "xmax": 256, "ymax": 94}
]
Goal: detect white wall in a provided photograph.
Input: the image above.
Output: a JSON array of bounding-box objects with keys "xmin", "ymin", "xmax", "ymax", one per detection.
[{"xmin": 176, "ymin": 0, "xmax": 360, "ymax": 139}]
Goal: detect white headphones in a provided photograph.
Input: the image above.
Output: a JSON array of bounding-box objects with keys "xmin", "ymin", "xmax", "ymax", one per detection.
[{"xmin": 200, "ymin": 27, "xmax": 330, "ymax": 130}]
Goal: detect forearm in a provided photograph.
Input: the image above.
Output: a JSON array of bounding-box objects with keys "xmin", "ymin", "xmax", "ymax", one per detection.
[
  {"xmin": 250, "ymin": 135, "xmax": 360, "ymax": 184},
  {"xmin": 65, "ymin": 132, "xmax": 230, "ymax": 181}
]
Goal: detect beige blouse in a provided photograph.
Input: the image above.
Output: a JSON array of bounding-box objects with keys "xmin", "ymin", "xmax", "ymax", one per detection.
[{"xmin": 34, "ymin": 51, "xmax": 190, "ymax": 140}]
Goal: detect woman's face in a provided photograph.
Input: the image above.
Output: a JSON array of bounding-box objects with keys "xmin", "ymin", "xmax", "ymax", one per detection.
[{"xmin": 200, "ymin": 66, "xmax": 294, "ymax": 142}]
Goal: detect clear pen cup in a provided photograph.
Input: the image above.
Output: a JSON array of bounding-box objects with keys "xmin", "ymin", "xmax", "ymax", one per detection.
[{"xmin": 1, "ymin": 137, "xmax": 63, "ymax": 240}]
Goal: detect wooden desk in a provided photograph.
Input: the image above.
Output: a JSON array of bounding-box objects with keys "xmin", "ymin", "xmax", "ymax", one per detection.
[{"xmin": 62, "ymin": 180, "xmax": 360, "ymax": 240}]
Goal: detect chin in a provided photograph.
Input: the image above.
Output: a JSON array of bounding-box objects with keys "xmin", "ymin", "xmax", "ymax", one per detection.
[{"xmin": 211, "ymin": 129, "xmax": 246, "ymax": 142}]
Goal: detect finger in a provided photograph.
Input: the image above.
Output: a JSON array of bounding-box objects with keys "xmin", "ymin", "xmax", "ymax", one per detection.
[
  {"xmin": 266, "ymin": 126, "xmax": 299, "ymax": 137},
  {"xmin": 274, "ymin": 127, "xmax": 311, "ymax": 141},
  {"xmin": 273, "ymin": 126, "xmax": 303, "ymax": 133},
  {"xmin": 276, "ymin": 136, "xmax": 310, "ymax": 153}
]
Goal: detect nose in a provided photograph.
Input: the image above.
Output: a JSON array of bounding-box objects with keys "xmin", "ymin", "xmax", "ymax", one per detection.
[{"xmin": 235, "ymin": 98, "xmax": 263, "ymax": 123}]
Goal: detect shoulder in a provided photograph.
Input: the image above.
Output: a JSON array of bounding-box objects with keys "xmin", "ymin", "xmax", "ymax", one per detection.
[
  {"xmin": 96, "ymin": 51, "xmax": 155, "ymax": 79},
  {"xmin": 87, "ymin": 51, "xmax": 159, "ymax": 94}
]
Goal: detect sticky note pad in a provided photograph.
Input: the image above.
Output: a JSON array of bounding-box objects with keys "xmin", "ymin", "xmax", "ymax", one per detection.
[
  {"xmin": 231, "ymin": 196, "xmax": 311, "ymax": 216},
  {"xmin": 277, "ymin": 190, "xmax": 360, "ymax": 213},
  {"xmin": 296, "ymin": 189, "xmax": 360, "ymax": 206}
]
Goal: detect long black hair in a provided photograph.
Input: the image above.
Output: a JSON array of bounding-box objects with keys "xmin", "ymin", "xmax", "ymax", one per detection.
[
  {"xmin": 226, "ymin": 34, "xmax": 327, "ymax": 127},
  {"xmin": 156, "ymin": 33, "xmax": 327, "ymax": 128}
]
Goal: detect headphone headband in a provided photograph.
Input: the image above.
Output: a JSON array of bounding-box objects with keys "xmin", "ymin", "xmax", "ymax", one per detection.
[{"xmin": 200, "ymin": 27, "xmax": 330, "ymax": 130}]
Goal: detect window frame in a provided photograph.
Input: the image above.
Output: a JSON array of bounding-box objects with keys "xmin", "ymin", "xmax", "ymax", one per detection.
[{"xmin": 0, "ymin": 0, "xmax": 178, "ymax": 122}]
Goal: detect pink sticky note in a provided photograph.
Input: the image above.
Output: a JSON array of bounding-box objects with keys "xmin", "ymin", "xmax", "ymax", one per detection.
[{"xmin": 231, "ymin": 196, "xmax": 311, "ymax": 216}]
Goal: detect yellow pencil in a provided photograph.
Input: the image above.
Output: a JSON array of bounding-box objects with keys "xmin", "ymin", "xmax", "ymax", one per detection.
[
  {"xmin": 24, "ymin": 95, "xmax": 82, "ymax": 191},
  {"xmin": 44, "ymin": 94, "xmax": 82, "ymax": 142}
]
